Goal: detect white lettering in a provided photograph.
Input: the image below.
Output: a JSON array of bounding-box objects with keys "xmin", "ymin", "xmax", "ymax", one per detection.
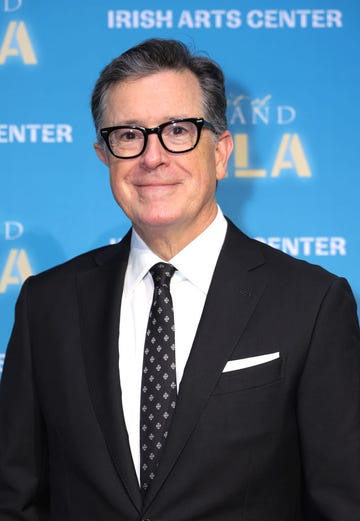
[
  {"xmin": 327, "ymin": 10, "xmax": 342, "ymax": 28},
  {"xmin": 109, "ymin": 237, "xmax": 122, "ymax": 245},
  {"xmin": 108, "ymin": 10, "xmax": 173, "ymax": 29},
  {"xmin": 0, "ymin": 125, "xmax": 6, "ymax": 142},
  {"xmin": 247, "ymin": 10, "xmax": 262, "ymax": 29},
  {"xmin": 278, "ymin": 10, "xmax": 296, "ymax": 28},
  {"xmin": 210, "ymin": 10, "xmax": 226, "ymax": 29},
  {"xmin": 0, "ymin": 124, "xmax": 73, "ymax": 143},
  {"xmin": 42, "ymin": 124, "xmax": 55, "ymax": 143},
  {"xmin": 255, "ymin": 236, "xmax": 347, "ymax": 257},
  {"xmin": 265, "ymin": 10, "xmax": 278, "ymax": 29},
  {"xmin": 229, "ymin": 96, "xmax": 296, "ymax": 126},
  {"xmin": 194, "ymin": 10, "xmax": 212, "ymax": 29},
  {"xmin": 108, "ymin": 10, "xmax": 115, "ymax": 28},
  {"xmin": 56, "ymin": 124, "xmax": 72, "ymax": 143},
  {"xmin": 27, "ymin": 124, "xmax": 41, "ymax": 143},
  {"xmin": 252, "ymin": 105, "xmax": 269, "ymax": 125},
  {"xmin": 246, "ymin": 9, "xmax": 343, "ymax": 29},
  {"xmin": 107, "ymin": 9, "xmax": 243, "ymax": 30},
  {"xmin": 5, "ymin": 221, "xmax": 23, "ymax": 240},
  {"xmin": 106, "ymin": 9, "xmax": 341, "ymax": 31},
  {"xmin": 281, "ymin": 237, "xmax": 299, "ymax": 256},
  {"xmin": 154, "ymin": 10, "xmax": 172, "ymax": 28},
  {"xmin": 114, "ymin": 10, "xmax": 132, "ymax": 29},
  {"xmin": 4, "ymin": 0, "xmax": 22, "ymax": 11},
  {"xmin": 267, "ymin": 237, "xmax": 281, "ymax": 250},
  {"xmin": 297, "ymin": 10, "xmax": 312, "ymax": 28},
  {"xmin": 227, "ymin": 10, "xmax": 242, "ymax": 29},
  {"xmin": 229, "ymin": 106, "xmax": 247, "ymax": 125},
  {"xmin": 277, "ymin": 106, "xmax": 296, "ymax": 125},
  {"xmin": 315, "ymin": 237, "xmax": 329, "ymax": 256},
  {"xmin": 8, "ymin": 124, "xmax": 25, "ymax": 142},
  {"xmin": 178, "ymin": 10, "xmax": 193, "ymax": 28},
  {"xmin": 299, "ymin": 237, "xmax": 314, "ymax": 256},
  {"xmin": 312, "ymin": 10, "xmax": 326, "ymax": 28},
  {"xmin": 330, "ymin": 237, "xmax": 346, "ymax": 255}
]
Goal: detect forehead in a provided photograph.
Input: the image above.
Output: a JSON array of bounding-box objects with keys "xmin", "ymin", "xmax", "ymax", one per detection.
[{"xmin": 103, "ymin": 69, "xmax": 204, "ymax": 126}]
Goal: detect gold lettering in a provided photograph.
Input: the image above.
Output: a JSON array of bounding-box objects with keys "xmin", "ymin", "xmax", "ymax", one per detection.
[
  {"xmin": 0, "ymin": 249, "xmax": 33, "ymax": 293},
  {"xmin": 234, "ymin": 134, "xmax": 266, "ymax": 178},
  {"xmin": 0, "ymin": 21, "xmax": 37, "ymax": 65},
  {"xmin": 271, "ymin": 133, "xmax": 311, "ymax": 177}
]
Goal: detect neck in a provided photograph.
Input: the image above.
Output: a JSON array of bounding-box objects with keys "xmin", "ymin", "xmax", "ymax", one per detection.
[{"xmin": 134, "ymin": 207, "xmax": 218, "ymax": 261}]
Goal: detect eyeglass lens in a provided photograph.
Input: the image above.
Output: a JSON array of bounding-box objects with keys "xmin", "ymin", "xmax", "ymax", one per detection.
[{"xmin": 107, "ymin": 120, "xmax": 199, "ymax": 157}]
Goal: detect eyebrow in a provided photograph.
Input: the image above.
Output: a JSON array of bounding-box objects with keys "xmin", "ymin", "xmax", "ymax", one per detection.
[{"xmin": 112, "ymin": 116, "xmax": 193, "ymax": 127}]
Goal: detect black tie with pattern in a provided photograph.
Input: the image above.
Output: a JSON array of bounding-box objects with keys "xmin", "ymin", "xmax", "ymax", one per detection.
[{"xmin": 140, "ymin": 262, "xmax": 177, "ymax": 494}]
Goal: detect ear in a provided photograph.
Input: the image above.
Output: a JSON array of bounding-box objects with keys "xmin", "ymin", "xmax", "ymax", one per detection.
[
  {"xmin": 215, "ymin": 130, "xmax": 234, "ymax": 181},
  {"xmin": 94, "ymin": 142, "xmax": 109, "ymax": 166}
]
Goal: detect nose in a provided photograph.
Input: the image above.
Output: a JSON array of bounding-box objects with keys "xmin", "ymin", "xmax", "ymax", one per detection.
[{"xmin": 140, "ymin": 132, "xmax": 168, "ymax": 169}]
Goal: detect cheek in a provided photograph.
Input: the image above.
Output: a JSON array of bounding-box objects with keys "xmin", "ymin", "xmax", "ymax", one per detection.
[
  {"xmin": 191, "ymin": 143, "xmax": 220, "ymax": 178},
  {"xmin": 109, "ymin": 164, "xmax": 129, "ymax": 189},
  {"xmin": 109, "ymin": 168, "xmax": 130, "ymax": 205},
  {"xmin": 109, "ymin": 169, "xmax": 119, "ymax": 193},
  {"xmin": 193, "ymin": 158, "xmax": 219, "ymax": 192}
]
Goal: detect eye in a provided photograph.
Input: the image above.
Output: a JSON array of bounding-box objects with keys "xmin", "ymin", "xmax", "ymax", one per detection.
[
  {"xmin": 110, "ymin": 128, "xmax": 143, "ymax": 144},
  {"xmin": 163, "ymin": 122, "xmax": 196, "ymax": 142},
  {"xmin": 169, "ymin": 124, "xmax": 189, "ymax": 137},
  {"xmin": 174, "ymin": 125, "xmax": 188, "ymax": 135},
  {"xmin": 121, "ymin": 130, "xmax": 137, "ymax": 141}
]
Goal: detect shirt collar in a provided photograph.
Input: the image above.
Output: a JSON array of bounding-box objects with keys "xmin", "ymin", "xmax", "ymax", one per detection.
[{"xmin": 125, "ymin": 206, "xmax": 227, "ymax": 295}]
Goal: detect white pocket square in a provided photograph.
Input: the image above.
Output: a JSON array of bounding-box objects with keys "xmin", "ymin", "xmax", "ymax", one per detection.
[{"xmin": 223, "ymin": 352, "xmax": 280, "ymax": 373}]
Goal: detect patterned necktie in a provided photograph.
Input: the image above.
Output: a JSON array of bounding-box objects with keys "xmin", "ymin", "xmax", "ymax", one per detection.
[{"xmin": 140, "ymin": 262, "xmax": 177, "ymax": 494}]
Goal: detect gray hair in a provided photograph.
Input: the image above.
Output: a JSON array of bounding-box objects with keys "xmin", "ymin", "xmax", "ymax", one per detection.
[{"xmin": 91, "ymin": 38, "xmax": 228, "ymax": 141}]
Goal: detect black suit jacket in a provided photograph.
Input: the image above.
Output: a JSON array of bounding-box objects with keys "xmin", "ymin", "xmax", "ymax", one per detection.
[{"xmin": 0, "ymin": 220, "xmax": 360, "ymax": 521}]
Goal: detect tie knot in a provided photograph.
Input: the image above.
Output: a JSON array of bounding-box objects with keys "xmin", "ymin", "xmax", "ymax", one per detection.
[{"xmin": 150, "ymin": 262, "xmax": 176, "ymax": 288}]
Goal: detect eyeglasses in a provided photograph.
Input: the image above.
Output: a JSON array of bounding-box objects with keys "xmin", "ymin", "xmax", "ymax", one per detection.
[{"xmin": 100, "ymin": 117, "xmax": 217, "ymax": 159}]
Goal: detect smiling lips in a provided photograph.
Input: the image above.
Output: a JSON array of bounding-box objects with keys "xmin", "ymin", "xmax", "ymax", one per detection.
[{"xmin": 134, "ymin": 180, "xmax": 180, "ymax": 191}]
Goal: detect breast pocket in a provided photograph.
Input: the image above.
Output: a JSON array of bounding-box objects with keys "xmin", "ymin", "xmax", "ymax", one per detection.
[{"xmin": 212, "ymin": 356, "xmax": 284, "ymax": 395}]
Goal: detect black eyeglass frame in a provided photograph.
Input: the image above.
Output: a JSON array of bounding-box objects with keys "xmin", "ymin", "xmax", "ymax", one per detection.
[{"xmin": 100, "ymin": 117, "xmax": 217, "ymax": 159}]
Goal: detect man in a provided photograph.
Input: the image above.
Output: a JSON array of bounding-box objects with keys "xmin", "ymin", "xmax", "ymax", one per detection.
[{"xmin": 0, "ymin": 38, "xmax": 359, "ymax": 521}]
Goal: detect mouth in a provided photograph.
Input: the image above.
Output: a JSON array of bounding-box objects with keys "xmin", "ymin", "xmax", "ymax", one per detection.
[
  {"xmin": 135, "ymin": 181, "xmax": 179, "ymax": 190},
  {"xmin": 134, "ymin": 182, "xmax": 180, "ymax": 200}
]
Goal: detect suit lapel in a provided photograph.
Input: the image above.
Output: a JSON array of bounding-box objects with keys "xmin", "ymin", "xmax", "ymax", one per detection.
[
  {"xmin": 143, "ymin": 221, "xmax": 267, "ymax": 509},
  {"xmin": 76, "ymin": 221, "xmax": 268, "ymax": 513},
  {"xmin": 77, "ymin": 232, "xmax": 143, "ymax": 512}
]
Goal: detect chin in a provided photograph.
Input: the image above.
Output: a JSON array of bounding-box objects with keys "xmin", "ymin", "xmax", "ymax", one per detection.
[{"xmin": 137, "ymin": 210, "xmax": 182, "ymax": 229}]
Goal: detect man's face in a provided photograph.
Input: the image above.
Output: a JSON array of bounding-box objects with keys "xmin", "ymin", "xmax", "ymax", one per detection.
[{"xmin": 94, "ymin": 69, "xmax": 233, "ymax": 243}]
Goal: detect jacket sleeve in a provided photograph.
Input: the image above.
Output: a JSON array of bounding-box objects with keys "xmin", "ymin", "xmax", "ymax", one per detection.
[
  {"xmin": 297, "ymin": 276, "xmax": 360, "ymax": 520},
  {"xmin": 0, "ymin": 278, "xmax": 50, "ymax": 520}
]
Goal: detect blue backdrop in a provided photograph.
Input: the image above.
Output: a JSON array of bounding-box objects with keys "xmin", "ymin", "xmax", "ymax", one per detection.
[{"xmin": 1, "ymin": 0, "xmax": 359, "ymax": 374}]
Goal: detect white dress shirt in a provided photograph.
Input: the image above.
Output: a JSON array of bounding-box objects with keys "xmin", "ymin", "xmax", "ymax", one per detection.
[{"xmin": 118, "ymin": 207, "xmax": 227, "ymax": 481}]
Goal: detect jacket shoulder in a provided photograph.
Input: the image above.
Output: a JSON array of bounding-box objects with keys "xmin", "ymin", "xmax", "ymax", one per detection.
[
  {"xmin": 24, "ymin": 231, "xmax": 131, "ymax": 290},
  {"xmin": 226, "ymin": 219, "xmax": 340, "ymax": 286}
]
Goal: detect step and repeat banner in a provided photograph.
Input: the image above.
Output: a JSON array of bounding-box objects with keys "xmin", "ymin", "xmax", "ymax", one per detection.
[{"xmin": 1, "ymin": 0, "xmax": 359, "ymax": 372}]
